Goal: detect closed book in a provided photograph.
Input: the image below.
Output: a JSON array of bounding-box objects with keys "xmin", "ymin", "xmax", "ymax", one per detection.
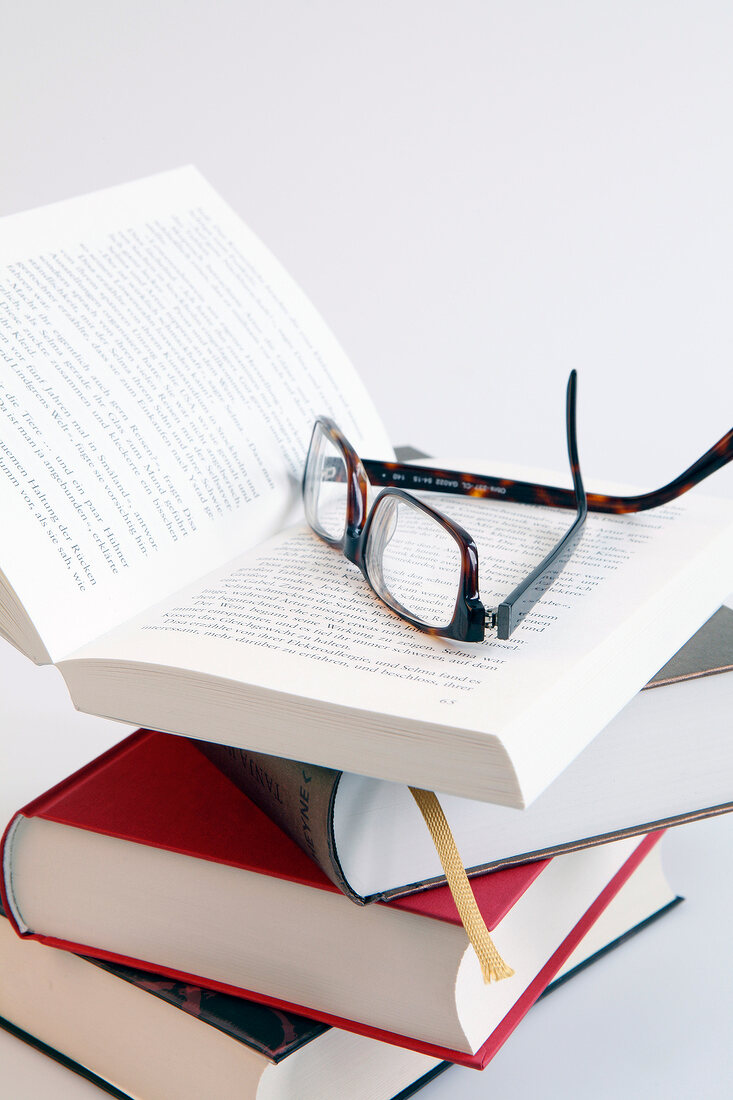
[
  {"xmin": 1, "ymin": 729, "xmax": 661, "ymax": 1068},
  {"xmin": 199, "ymin": 608, "xmax": 733, "ymax": 902},
  {"xmin": 0, "ymin": 898, "xmax": 444, "ymax": 1100},
  {"xmin": 0, "ymin": 851, "xmax": 680, "ymax": 1100}
]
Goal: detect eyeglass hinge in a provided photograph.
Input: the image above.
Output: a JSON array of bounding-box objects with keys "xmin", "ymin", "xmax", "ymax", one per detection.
[{"xmin": 485, "ymin": 607, "xmax": 498, "ymax": 631}]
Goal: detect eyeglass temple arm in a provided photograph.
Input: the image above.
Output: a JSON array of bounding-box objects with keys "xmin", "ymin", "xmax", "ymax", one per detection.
[
  {"xmin": 361, "ymin": 428, "xmax": 733, "ymax": 515},
  {"xmin": 492, "ymin": 371, "xmax": 587, "ymax": 639}
]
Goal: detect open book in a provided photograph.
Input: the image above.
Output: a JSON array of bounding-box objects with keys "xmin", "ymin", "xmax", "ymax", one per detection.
[{"xmin": 1, "ymin": 168, "xmax": 732, "ymax": 806}]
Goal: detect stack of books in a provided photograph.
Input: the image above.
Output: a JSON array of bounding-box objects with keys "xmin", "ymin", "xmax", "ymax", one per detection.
[{"xmin": 1, "ymin": 170, "xmax": 732, "ymax": 1099}]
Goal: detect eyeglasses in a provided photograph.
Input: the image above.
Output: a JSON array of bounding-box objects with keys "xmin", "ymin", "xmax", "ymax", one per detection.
[{"xmin": 303, "ymin": 373, "xmax": 733, "ymax": 641}]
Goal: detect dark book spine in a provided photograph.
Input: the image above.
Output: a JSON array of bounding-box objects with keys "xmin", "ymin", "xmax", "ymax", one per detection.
[
  {"xmin": 194, "ymin": 742, "xmax": 364, "ymax": 902},
  {"xmin": 0, "ymin": 1016, "xmax": 135, "ymax": 1100}
]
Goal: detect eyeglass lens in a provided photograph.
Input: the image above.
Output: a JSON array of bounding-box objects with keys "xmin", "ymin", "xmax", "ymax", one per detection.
[
  {"xmin": 365, "ymin": 494, "xmax": 462, "ymax": 629},
  {"xmin": 303, "ymin": 424, "xmax": 348, "ymax": 541}
]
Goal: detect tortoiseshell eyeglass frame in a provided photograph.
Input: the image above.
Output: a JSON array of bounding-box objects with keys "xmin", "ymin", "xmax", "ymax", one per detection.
[{"xmin": 303, "ymin": 371, "xmax": 733, "ymax": 642}]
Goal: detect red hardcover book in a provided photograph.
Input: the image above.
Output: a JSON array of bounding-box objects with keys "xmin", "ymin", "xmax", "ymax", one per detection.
[{"xmin": 1, "ymin": 729, "xmax": 661, "ymax": 1069}]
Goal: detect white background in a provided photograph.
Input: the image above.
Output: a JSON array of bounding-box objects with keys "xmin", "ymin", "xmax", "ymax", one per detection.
[{"xmin": 1, "ymin": 2, "xmax": 732, "ymax": 1097}]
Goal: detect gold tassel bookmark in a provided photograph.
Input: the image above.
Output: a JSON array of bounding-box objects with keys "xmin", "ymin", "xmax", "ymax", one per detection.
[{"xmin": 409, "ymin": 786, "xmax": 514, "ymax": 984}]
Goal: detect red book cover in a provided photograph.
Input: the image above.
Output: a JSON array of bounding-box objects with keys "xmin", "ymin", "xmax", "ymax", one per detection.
[{"xmin": 0, "ymin": 729, "xmax": 661, "ymax": 1069}]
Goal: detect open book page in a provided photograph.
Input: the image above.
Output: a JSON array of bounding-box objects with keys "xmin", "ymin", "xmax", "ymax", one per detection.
[
  {"xmin": 0, "ymin": 169, "xmax": 392, "ymax": 662},
  {"xmin": 63, "ymin": 461, "xmax": 733, "ymax": 803}
]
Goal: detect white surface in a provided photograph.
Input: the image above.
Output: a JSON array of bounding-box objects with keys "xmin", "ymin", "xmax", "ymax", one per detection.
[{"xmin": 1, "ymin": 1, "xmax": 732, "ymax": 1096}]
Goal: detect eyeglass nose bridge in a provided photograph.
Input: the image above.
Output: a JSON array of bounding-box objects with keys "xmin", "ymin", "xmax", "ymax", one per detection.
[{"xmin": 342, "ymin": 526, "xmax": 367, "ymax": 571}]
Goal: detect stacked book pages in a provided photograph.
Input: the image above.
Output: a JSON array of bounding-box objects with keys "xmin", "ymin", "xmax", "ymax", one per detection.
[{"xmin": 1, "ymin": 169, "xmax": 732, "ymax": 1098}]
